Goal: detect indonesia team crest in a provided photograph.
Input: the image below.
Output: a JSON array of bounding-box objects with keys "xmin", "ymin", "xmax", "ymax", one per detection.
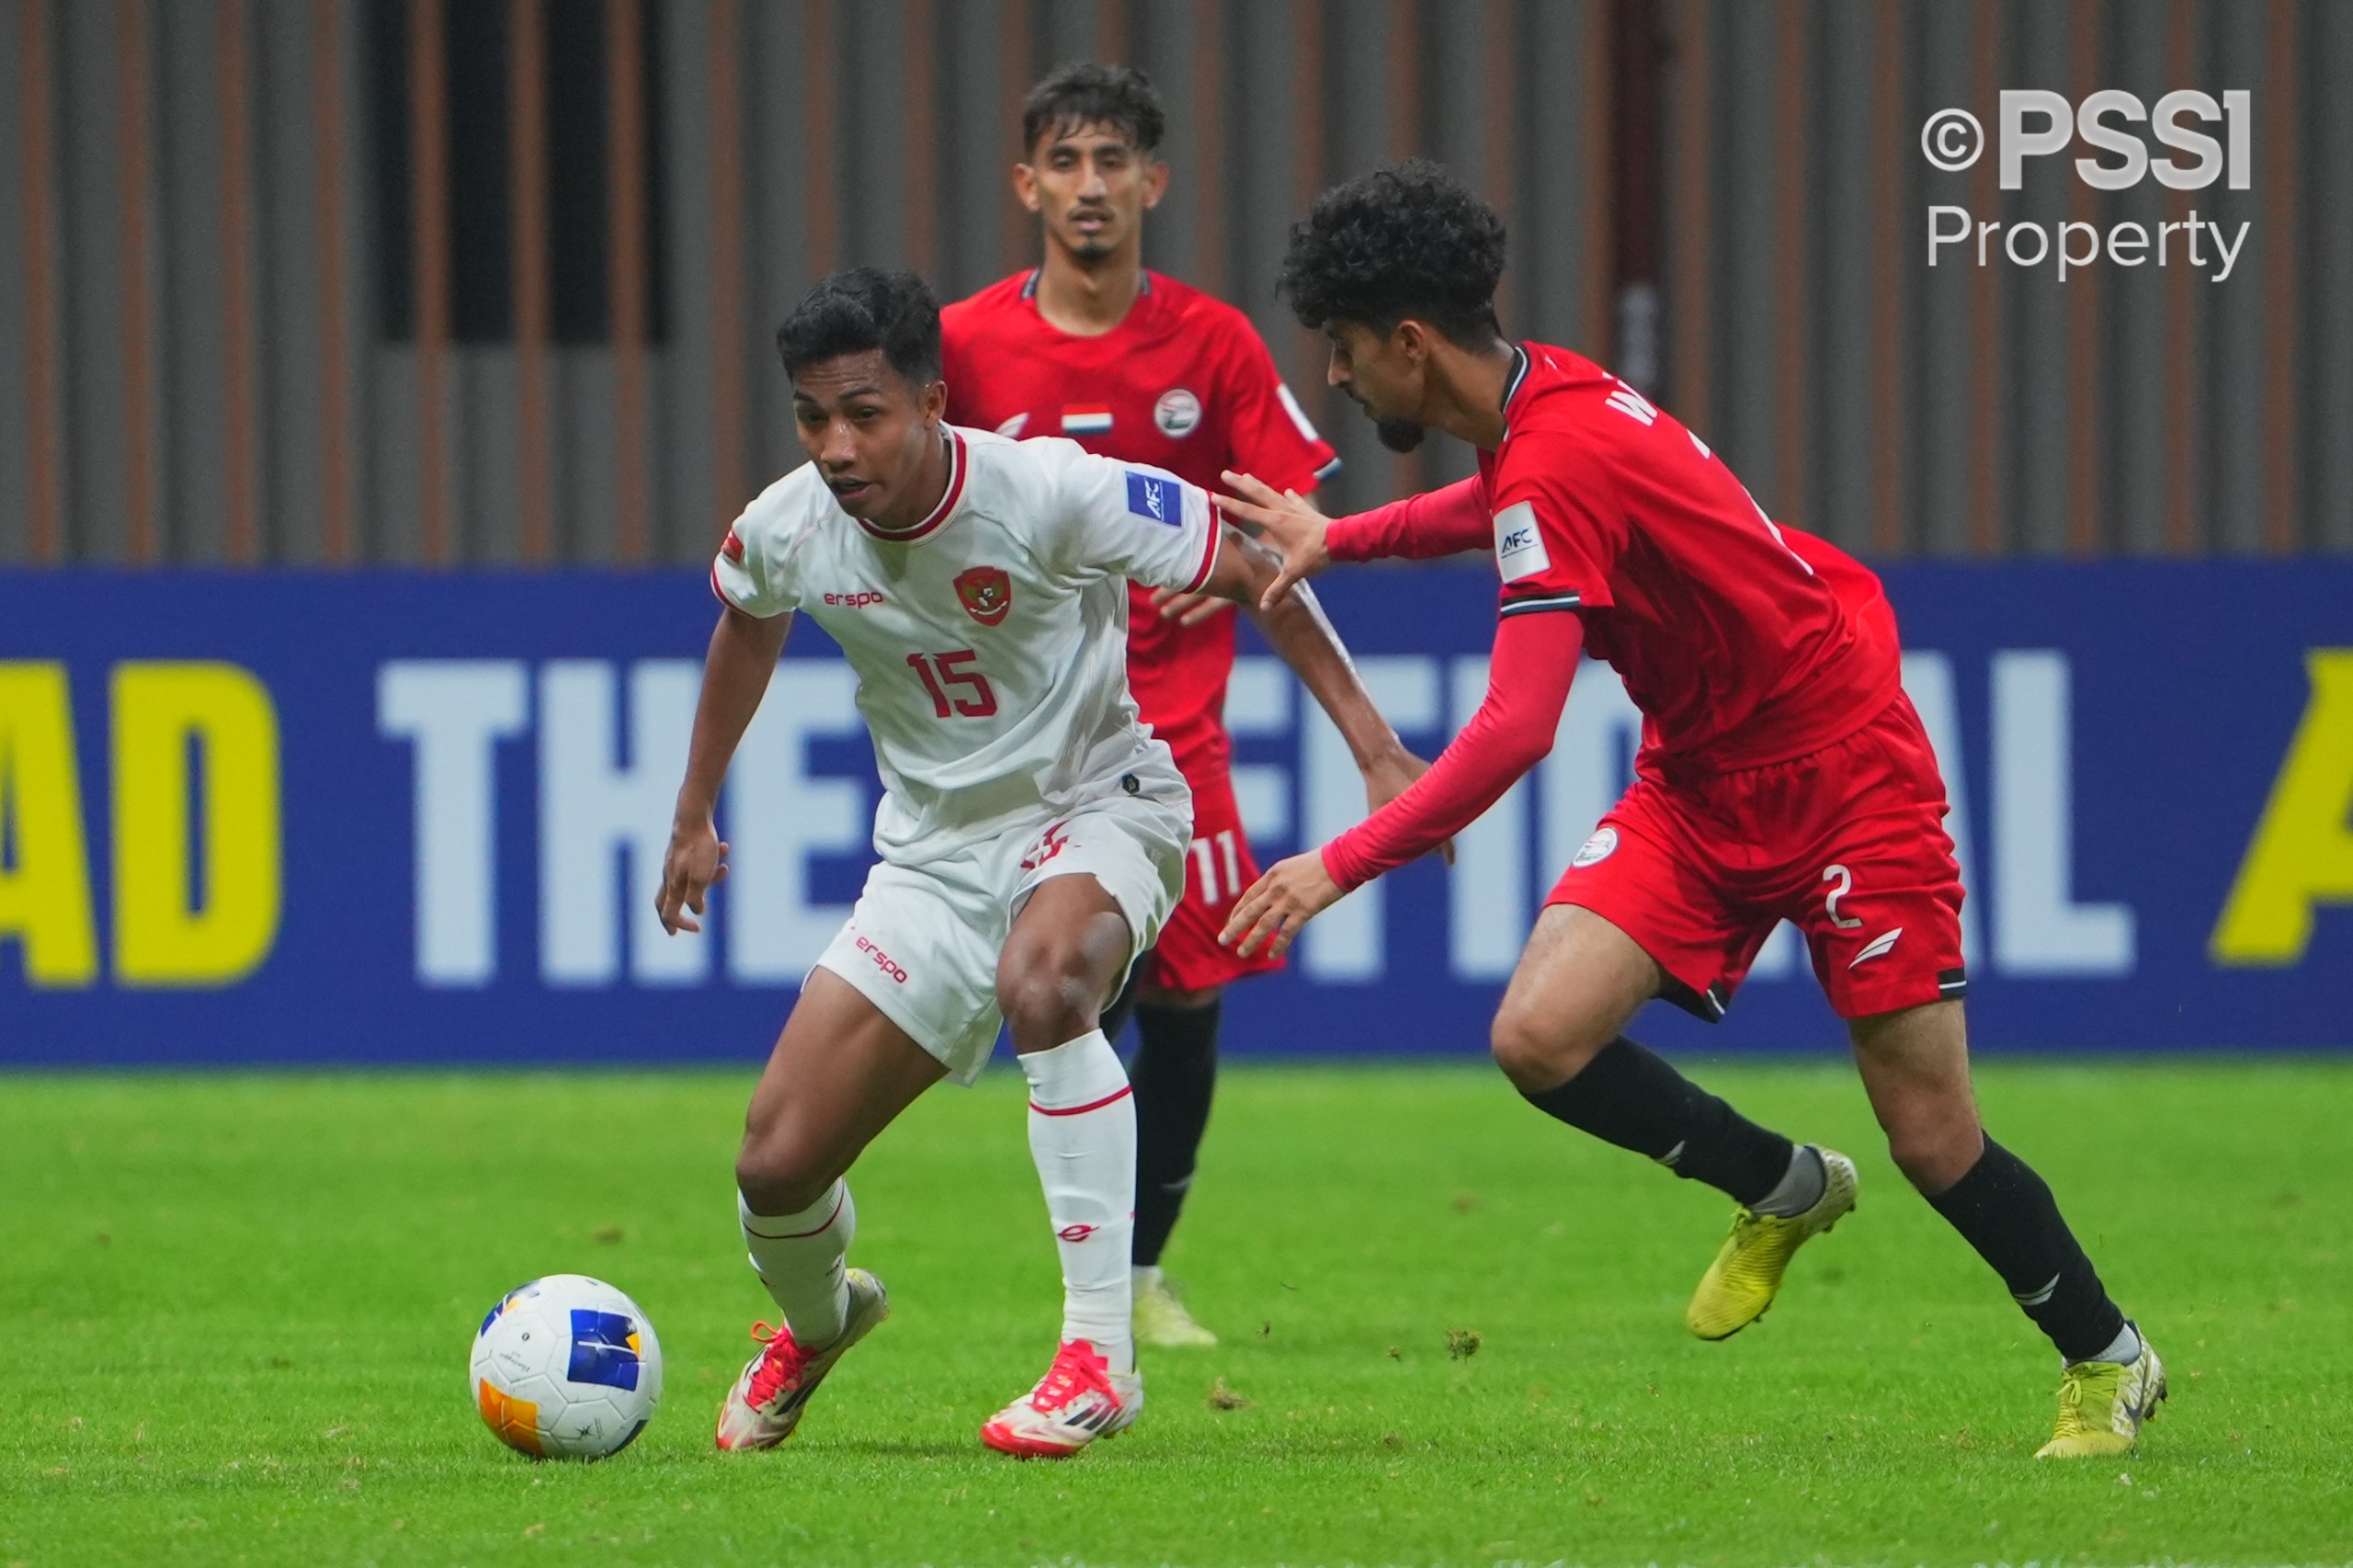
[{"xmin": 955, "ymin": 566, "xmax": 1012, "ymax": 626}]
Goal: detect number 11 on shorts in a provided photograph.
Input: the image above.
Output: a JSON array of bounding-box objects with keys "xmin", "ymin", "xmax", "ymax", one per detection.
[{"xmin": 1189, "ymin": 830, "xmax": 1244, "ymax": 904}]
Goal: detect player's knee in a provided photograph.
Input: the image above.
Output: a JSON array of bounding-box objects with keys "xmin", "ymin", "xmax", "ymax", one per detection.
[
  {"xmin": 997, "ymin": 952, "xmax": 1099, "ymax": 1051},
  {"xmin": 733, "ymin": 1121, "xmax": 834, "ymax": 1215},
  {"xmin": 1489, "ymin": 1003, "xmax": 1605, "ymax": 1094},
  {"xmin": 1883, "ymin": 1119, "xmax": 1980, "ymax": 1195}
]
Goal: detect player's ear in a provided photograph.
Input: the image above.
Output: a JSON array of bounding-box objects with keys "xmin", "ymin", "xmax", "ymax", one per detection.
[
  {"xmin": 919, "ymin": 377, "xmax": 949, "ymax": 424},
  {"xmin": 1142, "ymin": 156, "xmax": 1169, "ymax": 210},
  {"xmin": 1011, "ymin": 160, "xmax": 1043, "ymax": 213}
]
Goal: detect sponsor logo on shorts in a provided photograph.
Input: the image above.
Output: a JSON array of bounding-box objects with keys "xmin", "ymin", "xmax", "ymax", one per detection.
[
  {"xmin": 1020, "ymin": 821, "xmax": 1073, "ymax": 872},
  {"xmin": 1056, "ymin": 1222, "xmax": 1099, "ymax": 1243},
  {"xmin": 1847, "ymin": 927, "xmax": 1905, "ymax": 968},
  {"xmin": 1572, "ymin": 826, "xmax": 1619, "ymax": 868},
  {"xmin": 1154, "ymin": 387, "xmax": 1202, "ymax": 437},
  {"xmin": 954, "ymin": 566, "xmax": 1013, "ymax": 626},
  {"xmin": 823, "ymin": 589, "xmax": 886, "ymax": 608},
  {"xmin": 854, "ymin": 935, "xmax": 908, "ymax": 983}
]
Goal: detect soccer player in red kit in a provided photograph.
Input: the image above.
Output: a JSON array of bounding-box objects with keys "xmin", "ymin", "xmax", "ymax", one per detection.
[
  {"xmin": 942, "ymin": 64, "xmax": 1381, "ymax": 1349},
  {"xmin": 1220, "ymin": 163, "xmax": 2164, "ymax": 1460}
]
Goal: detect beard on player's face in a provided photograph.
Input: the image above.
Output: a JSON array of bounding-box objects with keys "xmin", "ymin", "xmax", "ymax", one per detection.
[{"xmin": 1341, "ymin": 382, "xmax": 1428, "ymax": 453}]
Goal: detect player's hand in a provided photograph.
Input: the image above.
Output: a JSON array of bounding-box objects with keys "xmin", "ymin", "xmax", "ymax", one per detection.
[
  {"xmin": 1148, "ymin": 584, "xmax": 1233, "ymax": 628},
  {"xmin": 1221, "ymin": 851, "xmax": 1345, "ymax": 960},
  {"xmin": 1215, "ymin": 471, "xmax": 1329, "ymax": 612},
  {"xmin": 1361, "ymin": 745, "xmax": 1455, "ymax": 866},
  {"xmin": 656, "ymin": 814, "xmax": 729, "ymax": 935}
]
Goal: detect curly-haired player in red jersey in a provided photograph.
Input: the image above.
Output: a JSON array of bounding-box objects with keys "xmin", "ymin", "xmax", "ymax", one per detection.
[
  {"xmin": 1220, "ymin": 162, "xmax": 2163, "ymax": 1460},
  {"xmin": 941, "ymin": 65, "xmax": 1421, "ymax": 1349}
]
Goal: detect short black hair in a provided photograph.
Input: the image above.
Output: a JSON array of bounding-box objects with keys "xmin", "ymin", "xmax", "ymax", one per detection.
[
  {"xmin": 1277, "ymin": 160, "xmax": 1507, "ymax": 346},
  {"xmin": 1021, "ymin": 62, "xmax": 1165, "ymax": 157},
  {"xmin": 774, "ymin": 267, "xmax": 941, "ymax": 388}
]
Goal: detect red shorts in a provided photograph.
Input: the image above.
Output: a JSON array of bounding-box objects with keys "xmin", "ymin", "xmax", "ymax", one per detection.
[
  {"xmin": 1143, "ymin": 741, "xmax": 1282, "ymax": 994},
  {"xmin": 1547, "ymin": 694, "xmax": 1968, "ymax": 1021}
]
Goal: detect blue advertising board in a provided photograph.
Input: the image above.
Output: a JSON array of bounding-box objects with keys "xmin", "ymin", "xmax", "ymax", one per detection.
[{"xmin": 1, "ymin": 562, "xmax": 2347, "ymax": 1065}]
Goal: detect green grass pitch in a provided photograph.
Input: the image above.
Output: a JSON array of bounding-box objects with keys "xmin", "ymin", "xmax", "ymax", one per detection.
[{"xmin": 6, "ymin": 1058, "xmax": 2349, "ymax": 1566}]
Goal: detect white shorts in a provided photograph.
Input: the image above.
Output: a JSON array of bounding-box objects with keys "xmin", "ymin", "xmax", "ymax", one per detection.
[{"xmin": 813, "ymin": 781, "xmax": 1190, "ymax": 1084}]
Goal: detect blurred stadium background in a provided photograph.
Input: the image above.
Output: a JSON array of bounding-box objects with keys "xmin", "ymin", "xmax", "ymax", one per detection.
[
  {"xmin": 1, "ymin": 0, "xmax": 2347, "ymax": 1064},
  {"xmin": 4, "ymin": 0, "xmax": 2348, "ymax": 566}
]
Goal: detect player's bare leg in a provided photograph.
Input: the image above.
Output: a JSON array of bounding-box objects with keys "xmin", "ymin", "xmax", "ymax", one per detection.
[
  {"xmin": 1849, "ymin": 1001, "xmax": 2161, "ymax": 1457},
  {"xmin": 1494, "ymin": 904, "xmax": 1852, "ymax": 1337},
  {"xmin": 718, "ymin": 969, "xmax": 943, "ymax": 1450},
  {"xmin": 983, "ymin": 871, "xmax": 1147, "ymax": 1456}
]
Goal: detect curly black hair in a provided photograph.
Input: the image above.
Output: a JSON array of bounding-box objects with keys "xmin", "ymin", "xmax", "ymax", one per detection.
[
  {"xmin": 774, "ymin": 267, "xmax": 941, "ymax": 387},
  {"xmin": 1021, "ymin": 62, "xmax": 1165, "ymax": 157},
  {"xmin": 1277, "ymin": 160, "xmax": 1506, "ymax": 345}
]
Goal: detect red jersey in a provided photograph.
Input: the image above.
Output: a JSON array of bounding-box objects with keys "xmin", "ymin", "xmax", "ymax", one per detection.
[
  {"xmin": 940, "ymin": 269, "xmax": 1338, "ymax": 758},
  {"xmin": 1320, "ymin": 343, "xmax": 1905, "ymax": 892},
  {"xmin": 1483, "ymin": 342, "xmax": 1898, "ymax": 773}
]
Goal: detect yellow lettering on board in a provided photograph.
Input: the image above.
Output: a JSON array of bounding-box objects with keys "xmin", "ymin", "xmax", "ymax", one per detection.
[
  {"xmin": 2211, "ymin": 651, "xmax": 2353, "ymax": 965},
  {"xmin": 111, "ymin": 663, "xmax": 283, "ymax": 986},
  {"xmin": 0, "ymin": 664, "xmax": 99, "ymax": 986}
]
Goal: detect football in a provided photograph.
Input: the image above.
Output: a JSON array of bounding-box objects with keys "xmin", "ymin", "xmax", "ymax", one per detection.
[{"xmin": 470, "ymin": 1275, "xmax": 664, "ymax": 1460}]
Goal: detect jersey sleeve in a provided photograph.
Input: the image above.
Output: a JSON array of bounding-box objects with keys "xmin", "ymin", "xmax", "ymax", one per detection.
[
  {"xmin": 1326, "ymin": 476, "xmax": 1492, "ymax": 562},
  {"xmin": 1321, "ymin": 608, "xmax": 1585, "ymax": 891},
  {"xmin": 1218, "ymin": 321, "xmax": 1340, "ymax": 493},
  {"xmin": 1044, "ymin": 443, "xmax": 1222, "ymax": 594},
  {"xmin": 1489, "ymin": 428, "xmax": 1627, "ymax": 616},
  {"xmin": 710, "ymin": 501, "xmax": 802, "ymax": 619}
]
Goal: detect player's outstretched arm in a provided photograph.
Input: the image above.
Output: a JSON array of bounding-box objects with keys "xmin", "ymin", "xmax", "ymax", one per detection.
[
  {"xmin": 1212, "ymin": 472, "xmax": 1490, "ymax": 613},
  {"xmin": 1221, "ymin": 608, "xmax": 1585, "ymax": 960},
  {"xmin": 1197, "ymin": 522, "xmax": 1436, "ymax": 825},
  {"xmin": 658, "ymin": 605, "xmax": 791, "ymax": 936}
]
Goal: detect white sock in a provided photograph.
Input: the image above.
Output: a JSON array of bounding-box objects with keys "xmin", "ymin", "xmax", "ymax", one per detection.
[
  {"xmin": 2087, "ymin": 1319, "xmax": 2143, "ymax": 1367},
  {"xmin": 1020, "ymin": 1030, "xmax": 1136, "ymax": 1373},
  {"xmin": 1131, "ymin": 1264, "xmax": 1164, "ymax": 1291},
  {"xmin": 1753, "ymin": 1144, "xmax": 1827, "ymax": 1218},
  {"xmin": 738, "ymin": 1181, "xmax": 856, "ymax": 1350}
]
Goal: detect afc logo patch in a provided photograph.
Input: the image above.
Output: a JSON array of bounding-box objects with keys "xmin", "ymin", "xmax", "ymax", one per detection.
[
  {"xmin": 1154, "ymin": 387, "xmax": 1202, "ymax": 437},
  {"xmin": 1572, "ymin": 826, "xmax": 1619, "ymax": 868},
  {"xmin": 1493, "ymin": 500, "xmax": 1552, "ymax": 582},
  {"xmin": 1125, "ymin": 471, "xmax": 1181, "ymax": 526},
  {"xmin": 954, "ymin": 565, "xmax": 1012, "ymax": 625}
]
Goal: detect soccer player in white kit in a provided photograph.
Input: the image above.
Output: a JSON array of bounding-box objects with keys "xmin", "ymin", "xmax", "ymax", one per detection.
[{"xmin": 657, "ymin": 268, "xmax": 1424, "ymax": 1459}]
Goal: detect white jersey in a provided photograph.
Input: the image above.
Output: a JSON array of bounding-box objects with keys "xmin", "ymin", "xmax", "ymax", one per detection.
[{"xmin": 712, "ymin": 426, "xmax": 1222, "ymax": 864}]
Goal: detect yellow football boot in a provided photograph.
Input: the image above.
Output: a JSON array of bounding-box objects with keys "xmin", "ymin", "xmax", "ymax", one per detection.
[
  {"xmin": 2037, "ymin": 1332, "xmax": 2165, "ymax": 1458},
  {"xmin": 1132, "ymin": 1268, "xmax": 1217, "ymax": 1349},
  {"xmin": 1685, "ymin": 1147, "xmax": 1858, "ymax": 1340}
]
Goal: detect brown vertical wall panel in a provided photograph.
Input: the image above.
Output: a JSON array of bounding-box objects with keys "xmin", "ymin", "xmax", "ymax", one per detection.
[
  {"xmin": 311, "ymin": 0, "xmax": 355, "ymax": 562},
  {"xmin": 16, "ymin": 0, "xmax": 65, "ymax": 562},
  {"xmin": 218, "ymin": 0, "xmax": 261, "ymax": 562},
  {"xmin": 0, "ymin": 0, "xmax": 2343, "ymax": 566}
]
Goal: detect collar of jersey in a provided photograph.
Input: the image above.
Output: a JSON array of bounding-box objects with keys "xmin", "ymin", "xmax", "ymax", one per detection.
[
  {"xmin": 1500, "ymin": 344, "xmax": 1533, "ymax": 428},
  {"xmin": 1020, "ymin": 267, "xmax": 1153, "ymax": 303},
  {"xmin": 853, "ymin": 429, "xmax": 967, "ymax": 543}
]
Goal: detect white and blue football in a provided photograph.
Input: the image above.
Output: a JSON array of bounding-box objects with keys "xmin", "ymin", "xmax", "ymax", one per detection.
[{"xmin": 471, "ymin": 1274, "xmax": 663, "ymax": 1460}]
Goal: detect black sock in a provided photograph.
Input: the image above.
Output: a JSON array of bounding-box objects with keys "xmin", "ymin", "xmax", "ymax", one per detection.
[
  {"xmin": 1518, "ymin": 1036, "xmax": 1794, "ymax": 1207},
  {"xmin": 1129, "ymin": 999, "xmax": 1220, "ymax": 1267},
  {"xmin": 1926, "ymin": 1135, "xmax": 2127, "ymax": 1363}
]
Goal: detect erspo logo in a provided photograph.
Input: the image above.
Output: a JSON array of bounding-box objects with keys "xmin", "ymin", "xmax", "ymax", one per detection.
[{"xmin": 1920, "ymin": 90, "xmax": 2253, "ymax": 282}]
